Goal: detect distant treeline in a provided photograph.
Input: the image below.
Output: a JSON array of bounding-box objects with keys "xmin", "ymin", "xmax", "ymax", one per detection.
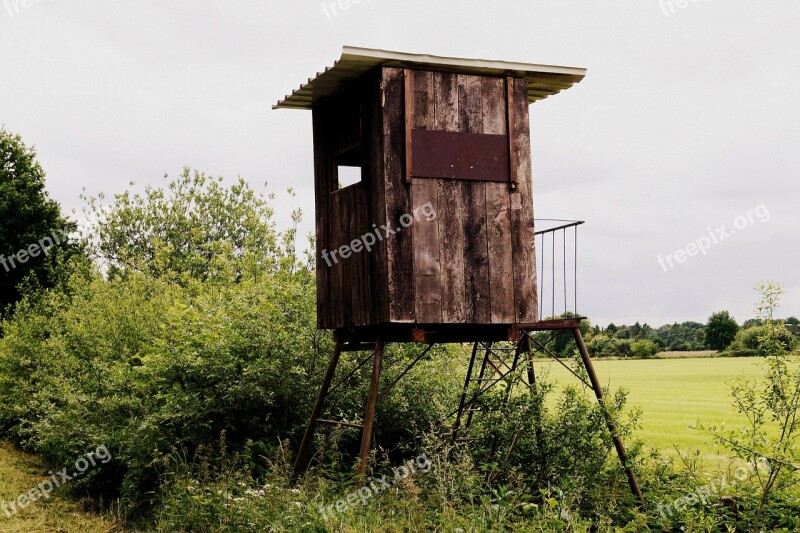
[{"xmin": 537, "ymin": 315, "xmax": 800, "ymax": 359}]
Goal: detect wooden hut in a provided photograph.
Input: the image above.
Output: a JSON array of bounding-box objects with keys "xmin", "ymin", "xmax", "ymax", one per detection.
[
  {"xmin": 275, "ymin": 47, "xmax": 585, "ymax": 341},
  {"xmin": 279, "ymin": 50, "xmax": 647, "ymax": 508}
]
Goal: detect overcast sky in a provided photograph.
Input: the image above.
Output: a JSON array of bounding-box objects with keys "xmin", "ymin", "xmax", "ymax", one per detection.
[{"xmin": 2, "ymin": 0, "xmax": 798, "ymax": 326}]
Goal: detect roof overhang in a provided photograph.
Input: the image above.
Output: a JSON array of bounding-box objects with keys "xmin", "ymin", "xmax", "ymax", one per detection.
[{"xmin": 274, "ymin": 46, "xmax": 586, "ymax": 110}]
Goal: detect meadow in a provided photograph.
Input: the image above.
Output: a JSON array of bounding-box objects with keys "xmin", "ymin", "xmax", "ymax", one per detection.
[{"xmin": 540, "ymin": 356, "xmax": 770, "ymax": 467}]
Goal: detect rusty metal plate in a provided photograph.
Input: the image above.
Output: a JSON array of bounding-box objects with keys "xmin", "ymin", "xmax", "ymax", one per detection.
[{"xmin": 411, "ymin": 129, "xmax": 510, "ymax": 182}]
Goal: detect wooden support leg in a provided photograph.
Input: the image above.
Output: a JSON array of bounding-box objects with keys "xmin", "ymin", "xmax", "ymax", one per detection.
[
  {"xmin": 356, "ymin": 337, "xmax": 384, "ymax": 479},
  {"xmin": 572, "ymin": 328, "xmax": 647, "ymax": 510},
  {"xmin": 292, "ymin": 339, "xmax": 343, "ymax": 483}
]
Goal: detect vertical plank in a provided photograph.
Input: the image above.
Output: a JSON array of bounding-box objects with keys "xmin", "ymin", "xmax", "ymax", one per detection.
[
  {"xmin": 458, "ymin": 74, "xmax": 483, "ymax": 133},
  {"xmin": 404, "ymin": 69, "xmax": 414, "ymax": 184},
  {"xmin": 365, "ymin": 70, "xmax": 389, "ymax": 324},
  {"xmin": 486, "ymin": 185, "xmax": 514, "ymax": 323},
  {"xmin": 413, "ymin": 181, "xmax": 441, "ymax": 323},
  {"xmin": 463, "ymin": 183, "xmax": 490, "ymax": 323},
  {"xmin": 434, "ymin": 72, "xmax": 466, "ymax": 323},
  {"xmin": 458, "ymin": 75, "xmax": 490, "ymax": 324},
  {"xmin": 339, "ymin": 188, "xmax": 352, "ymax": 327},
  {"xmin": 410, "ymin": 70, "xmax": 443, "ymax": 323},
  {"xmin": 412, "ymin": 69, "xmax": 434, "ymax": 128},
  {"xmin": 506, "ymin": 77, "xmax": 519, "ymax": 191},
  {"xmin": 348, "ymin": 186, "xmax": 362, "ymax": 325},
  {"xmin": 383, "ymin": 67, "xmax": 415, "ymax": 323},
  {"xmin": 509, "ymin": 77, "xmax": 538, "ymax": 323},
  {"xmin": 312, "ymin": 105, "xmax": 332, "ymax": 328},
  {"xmin": 354, "ymin": 86, "xmax": 371, "ymax": 327},
  {"xmin": 357, "ymin": 188, "xmax": 373, "ymax": 325},
  {"xmin": 328, "ymin": 192, "xmax": 343, "ymax": 328},
  {"xmin": 481, "ymin": 77, "xmax": 507, "ymax": 134},
  {"xmin": 434, "ymin": 72, "xmax": 459, "ymax": 131},
  {"xmin": 482, "ymin": 77, "xmax": 515, "ymax": 324},
  {"xmin": 437, "ymin": 181, "xmax": 467, "ymax": 323}
]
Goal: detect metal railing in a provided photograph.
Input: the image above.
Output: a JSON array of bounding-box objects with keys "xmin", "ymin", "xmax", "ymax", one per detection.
[{"xmin": 535, "ymin": 219, "xmax": 585, "ymax": 320}]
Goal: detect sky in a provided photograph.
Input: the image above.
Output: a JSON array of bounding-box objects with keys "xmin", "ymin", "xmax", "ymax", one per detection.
[{"xmin": 1, "ymin": 0, "xmax": 798, "ymax": 327}]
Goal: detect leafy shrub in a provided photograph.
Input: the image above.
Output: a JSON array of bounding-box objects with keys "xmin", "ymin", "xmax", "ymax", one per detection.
[
  {"xmin": 631, "ymin": 340, "xmax": 658, "ymax": 358},
  {"xmin": 727, "ymin": 325, "xmax": 795, "ymax": 356},
  {"xmin": 466, "ymin": 377, "xmax": 644, "ymax": 524},
  {"xmin": 0, "ymin": 172, "xmax": 459, "ymax": 516},
  {"xmin": 699, "ymin": 282, "xmax": 800, "ymax": 530},
  {"xmin": 4, "ymin": 170, "xmax": 798, "ymax": 530},
  {"xmin": 586, "ymin": 334, "xmax": 616, "ymax": 358}
]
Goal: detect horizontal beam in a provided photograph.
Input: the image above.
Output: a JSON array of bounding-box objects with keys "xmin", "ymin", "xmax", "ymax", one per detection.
[
  {"xmin": 315, "ymin": 418, "xmax": 364, "ymax": 430},
  {"xmin": 518, "ymin": 318, "xmax": 585, "ymax": 331}
]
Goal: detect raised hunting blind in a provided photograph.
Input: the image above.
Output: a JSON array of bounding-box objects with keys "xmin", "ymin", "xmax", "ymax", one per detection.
[{"xmin": 276, "ymin": 47, "xmax": 645, "ymax": 509}]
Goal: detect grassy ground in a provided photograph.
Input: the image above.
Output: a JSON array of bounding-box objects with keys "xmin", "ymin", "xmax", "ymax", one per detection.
[
  {"xmin": 539, "ymin": 356, "xmax": 772, "ymax": 467},
  {"xmin": 0, "ymin": 441, "xmax": 121, "ymax": 533}
]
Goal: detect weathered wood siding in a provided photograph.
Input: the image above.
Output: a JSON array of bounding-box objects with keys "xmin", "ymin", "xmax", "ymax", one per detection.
[
  {"xmin": 313, "ymin": 67, "xmax": 537, "ymax": 329},
  {"xmin": 406, "ymin": 69, "xmax": 537, "ymax": 325},
  {"xmin": 381, "ymin": 68, "xmax": 416, "ymax": 323},
  {"xmin": 313, "ymin": 81, "xmax": 378, "ymax": 329}
]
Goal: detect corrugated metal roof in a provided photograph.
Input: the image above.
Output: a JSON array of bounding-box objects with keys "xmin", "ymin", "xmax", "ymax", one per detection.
[{"xmin": 273, "ymin": 46, "xmax": 586, "ymax": 110}]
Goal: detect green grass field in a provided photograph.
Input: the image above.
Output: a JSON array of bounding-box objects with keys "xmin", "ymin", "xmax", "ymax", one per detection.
[{"xmin": 538, "ymin": 356, "xmax": 774, "ymax": 467}]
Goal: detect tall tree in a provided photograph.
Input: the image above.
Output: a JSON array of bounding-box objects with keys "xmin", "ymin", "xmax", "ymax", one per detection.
[
  {"xmin": 0, "ymin": 128, "xmax": 78, "ymax": 315},
  {"xmin": 83, "ymin": 168, "xmax": 280, "ymax": 282},
  {"xmin": 704, "ymin": 310, "xmax": 739, "ymax": 350}
]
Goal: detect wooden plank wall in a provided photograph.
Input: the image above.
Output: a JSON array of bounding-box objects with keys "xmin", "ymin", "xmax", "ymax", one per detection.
[
  {"xmin": 408, "ymin": 71, "xmax": 537, "ymax": 325},
  {"xmin": 313, "ymin": 69, "xmax": 538, "ymax": 329},
  {"xmin": 313, "ymin": 82, "xmax": 376, "ymax": 329}
]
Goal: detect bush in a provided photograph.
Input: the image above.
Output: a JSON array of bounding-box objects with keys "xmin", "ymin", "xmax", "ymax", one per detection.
[
  {"xmin": 0, "ymin": 172, "xmax": 460, "ymax": 516},
  {"xmin": 615, "ymin": 338, "xmax": 633, "ymax": 357},
  {"xmin": 631, "ymin": 340, "xmax": 658, "ymax": 358},
  {"xmin": 586, "ymin": 334, "xmax": 617, "ymax": 358},
  {"xmin": 727, "ymin": 325, "xmax": 796, "ymax": 356},
  {"xmin": 466, "ymin": 379, "xmax": 644, "ymax": 524}
]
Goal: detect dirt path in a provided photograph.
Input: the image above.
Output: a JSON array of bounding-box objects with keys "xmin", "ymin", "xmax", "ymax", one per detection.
[{"xmin": 0, "ymin": 441, "xmax": 121, "ymax": 533}]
